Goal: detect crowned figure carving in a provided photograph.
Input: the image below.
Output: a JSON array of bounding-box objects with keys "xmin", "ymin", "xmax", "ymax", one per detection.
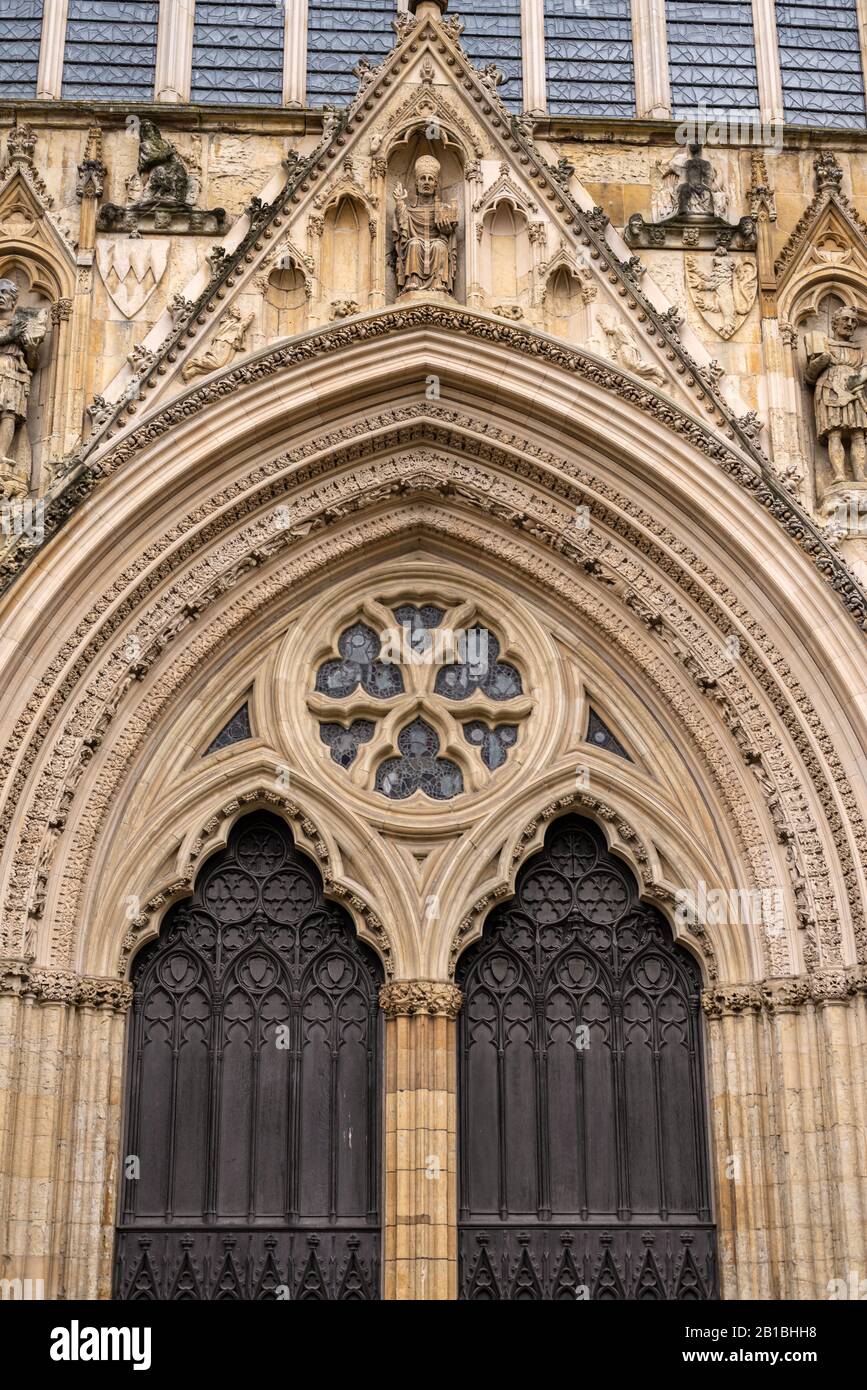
[
  {"xmin": 392, "ymin": 155, "xmax": 458, "ymax": 296},
  {"xmin": 805, "ymin": 305, "xmax": 867, "ymax": 484},
  {"xmin": 0, "ymin": 278, "xmax": 48, "ymax": 496}
]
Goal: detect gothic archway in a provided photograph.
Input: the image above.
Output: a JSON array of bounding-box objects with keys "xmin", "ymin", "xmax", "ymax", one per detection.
[
  {"xmin": 113, "ymin": 812, "xmax": 383, "ymax": 1300},
  {"xmin": 456, "ymin": 815, "xmax": 717, "ymax": 1300}
]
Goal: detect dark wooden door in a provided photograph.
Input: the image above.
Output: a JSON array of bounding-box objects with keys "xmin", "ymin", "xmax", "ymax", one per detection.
[
  {"xmin": 457, "ymin": 815, "xmax": 717, "ymax": 1299},
  {"xmin": 114, "ymin": 812, "xmax": 383, "ymax": 1300}
]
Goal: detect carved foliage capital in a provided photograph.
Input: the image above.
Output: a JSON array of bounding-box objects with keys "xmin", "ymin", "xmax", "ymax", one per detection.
[
  {"xmin": 0, "ymin": 956, "xmax": 133, "ymax": 1011},
  {"xmin": 379, "ymin": 979, "xmax": 463, "ymax": 1018}
]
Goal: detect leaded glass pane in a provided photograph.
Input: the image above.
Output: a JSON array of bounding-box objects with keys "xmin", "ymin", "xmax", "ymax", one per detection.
[
  {"xmin": 463, "ymin": 720, "xmax": 518, "ymax": 770},
  {"xmin": 306, "ymin": 1, "xmax": 395, "ymax": 106},
  {"xmin": 586, "ymin": 707, "xmax": 631, "ymax": 760},
  {"xmin": 461, "ymin": 0, "xmax": 522, "ymax": 109},
  {"xmin": 459, "ymin": 0, "xmax": 523, "ymax": 109},
  {"xmin": 776, "ymin": 1, "xmax": 866, "ymax": 128},
  {"xmin": 320, "ymin": 719, "xmax": 376, "ymax": 767},
  {"xmin": 315, "ymin": 622, "xmax": 404, "ymax": 700},
  {"xmin": 665, "ymin": 0, "xmax": 759, "ymax": 117},
  {"xmin": 543, "ymin": 0, "xmax": 635, "ymax": 118},
  {"xmin": 392, "ymin": 604, "xmax": 445, "ymax": 632},
  {"xmin": 204, "ymin": 703, "xmax": 252, "ymax": 755},
  {"xmin": 191, "ymin": 1, "xmax": 283, "ymax": 105},
  {"xmin": 62, "ymin": 0, "xmax": 158, "ymax": 101},
  {"xmin": 434, "ymin": 628, "xmax": 522, "ymax": 701},
  {"xmin": 375, "ymin": 718, "xmax": 464, "ymax": 800},
  {"xmin": 0, "ymin": 0, "xmax": 43, "ymax": 100}
]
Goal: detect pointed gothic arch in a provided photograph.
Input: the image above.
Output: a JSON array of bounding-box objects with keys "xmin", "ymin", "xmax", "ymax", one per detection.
[
  {"xmin": 456, "ymin": 813, "xmax": 716, "ymax": 1300},
  {"xmin": 114, "ymin": 809, "xmax": 384, "ymax": 1301}
]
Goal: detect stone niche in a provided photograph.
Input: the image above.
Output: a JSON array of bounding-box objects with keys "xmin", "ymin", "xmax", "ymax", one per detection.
[
  {"xmin": 262, "ymin": 261, "xmax": 309, "ymax": 341},
  {"xmin": 0, "ymin": 257, "xmax": 55, "ymax": 488},
  {"xmin": 321, "ymin": 194, "xmax": 371, "ymax": 314},
  {"xmin": 386, "ymin": 132, "xmax": 466, "ymax": 304}
]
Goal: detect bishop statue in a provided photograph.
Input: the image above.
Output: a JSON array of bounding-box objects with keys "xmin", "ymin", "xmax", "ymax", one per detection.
[{"xmin": 392, "ymin": 154, "xmax": 458, "ymax": 296}]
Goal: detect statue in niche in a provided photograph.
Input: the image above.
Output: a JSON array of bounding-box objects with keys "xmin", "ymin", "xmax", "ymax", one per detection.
[
  {"xmin": 805, "ymin": 305, "xmax": 867, "ymax": 483},
  {"xmin": 392, "ymin": 155, "xmax": 458, "ymax": 296},
  {"xmin": 0, "ymin": 278, "xmax": 48, "ymax": 495}
]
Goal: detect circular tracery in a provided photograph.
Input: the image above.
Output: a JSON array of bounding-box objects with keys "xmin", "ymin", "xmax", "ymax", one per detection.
[{"xmin": 310, "ymin": 601, "xmax": 529, "ymax": 801}]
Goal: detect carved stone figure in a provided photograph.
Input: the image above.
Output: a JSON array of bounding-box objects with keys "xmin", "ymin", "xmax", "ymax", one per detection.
[
  {"xmin": 597, "ymin": 313, "xmax": 666, "ymax": 387},
  {"xmin": 130, "ymin": 118, "xmax": 190, "ymax": 210},
  {"xmin": 97, "ymin": 118, "xmax": 226, "ymax": 235},
  {"xmin": 0, "ymin": 278, "xmax": 48, "ymax": 494},
  {"xmin": 686, "ymin": 248, "xmax": 757, "ymax": 339},
  {"xmin": 626, "ymin": 143, "xmax": 755, "ymax": 252},
  {"xmin": 392, "ymin": 155, "xmax": 458, "ymax": 296},
  {"xmin": 181, "ymin": 305, "xmax": 252, "ymax": 382},
  {"xmin": 805, "ymin": 306, "xmax": 867, "ymax": 483}
]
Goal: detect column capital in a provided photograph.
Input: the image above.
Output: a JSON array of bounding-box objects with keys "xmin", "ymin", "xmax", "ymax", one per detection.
[
  {"xmin": 0, "ymin": 957, "xmax": 133, "ymax": 1012},
  {"xmin": 379, "ymin": 979, "xmax": 462, "ymax": 1018}
]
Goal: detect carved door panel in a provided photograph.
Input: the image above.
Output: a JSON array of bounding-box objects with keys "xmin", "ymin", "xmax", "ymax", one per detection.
[
  {"xmin": 457, "ymin": 815, "xmax": 717, "ymax": 1300},
  {"xmin": 114, "ymin": 812, "xmax": 383, "ymax": 1300}
]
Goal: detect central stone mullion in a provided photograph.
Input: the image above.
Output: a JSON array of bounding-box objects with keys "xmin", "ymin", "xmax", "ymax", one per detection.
[{"xmin": 379, "ymin": 981, "xmax": 462, "ymax": 1300}]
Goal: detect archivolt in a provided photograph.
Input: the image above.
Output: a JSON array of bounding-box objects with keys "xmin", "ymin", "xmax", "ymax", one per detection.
[
  {"xmin": 0, "ymin": 362, "xmax": 864, "ymax": 980},
  {"xmin": 0, "ymin": 495, "xmax": 843, "ymax": 983}
]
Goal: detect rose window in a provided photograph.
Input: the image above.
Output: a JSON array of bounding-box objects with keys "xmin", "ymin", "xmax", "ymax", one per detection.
[{"xmin": 310, "ymin": 604, "xmax": 530, "ymax": 801}]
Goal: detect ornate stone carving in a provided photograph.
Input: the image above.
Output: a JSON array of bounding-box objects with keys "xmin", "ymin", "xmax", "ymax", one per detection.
[
  {"xmin": 686, "ymin": 248, "xmax": 758, "ymax": 339},
  {"xmin": 181, "ymin": 305, "xmax": 252, "ymax": 382},
  {"xmin": 97, "ymin": 118, "xmax": 227, "ymax": 236},
  {"xmin": 626, "ymin": 144, "xmax": 756, "ymax": 252},
  {"xmin": 379, "ymin": 980, "xmax": 462, "ymax": 1018},
  {"xmin": 96, "ymin": 238, "xmax": 169, "ymax": 320},
  {"xmin": 0, "ymin": 956, "xmax": 133, "ymax": 1011},
  {"xmin": 804, "ymin": 305, "xmax": 867, "ymax": 484},
  {"xmin": 596, "ymin": 313, "xmax": 665, "ymax": 386},
  {"xmin": 703, "ymin": 965, "xmax": 867, "ymax": 1017},
  {"xmin": 0, "ymin": 279, "xmax": 48, "ymax": 497},
  {"xmin": 392, "ymin": 156, "xmax": 458, "ymax": 296}
]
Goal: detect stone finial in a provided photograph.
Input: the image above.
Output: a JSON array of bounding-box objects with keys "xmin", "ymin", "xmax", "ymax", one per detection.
[
  {"xmin": 7, "ymin": 122, "xmax": 36, "ymax": 167},
  {"xmin": 409, "ymin": 0, "xmax": 449, "ymax": 14},
  {"xmin": 814, "ymin": 150, "xmax": 843, "ymax": 194}
]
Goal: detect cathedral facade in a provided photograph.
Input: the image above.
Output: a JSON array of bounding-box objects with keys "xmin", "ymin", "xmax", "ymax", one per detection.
[{"xmin": 1, "ymin": 0, "xmax": 866, "ymax": 1302}]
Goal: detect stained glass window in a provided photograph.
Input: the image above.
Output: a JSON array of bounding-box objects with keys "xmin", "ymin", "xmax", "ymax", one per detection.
[
  {"xmin": 320, "ymin": 719, "xmax": 376, "ymax": 767},
  {"xmin": 306, "ymin": 1, "xmax": 395, "ymax": 106},
  {"xmin": 463, "ymin": 721, "xmax": 518, "ymax": 770},
  {"xmin": 434, "ymin": 628, "xmax": 522, "ymax": 701},
  {"xmin": 586, "ymin": 707, "xmax": 631, "ymax": 760},
  {"xmin": 543, "ymin": 0, "xmax": 635, "ymax": 118},
  {"xmin": 62, "ymin": 0, "xmax": 158, "ymax": 101},
  {"xmin": 204, "ymin": 703, "xmax": 253, "ymax": 755},
  {"xmin": 459, "ymin": 0, "xmax": 523, "ymax": 109},
  {"xmin": 375, "ymin": 718, "xmax": 464, "ymax": 800},
  {"xmin": 315, "ymin": 622, "xmax": 404, "ymax": 700},
  {"xmin": 776, "ymin": 1, "xmax": 866, "ymax": 128},
  {"xmin": 0, "ymin": 0, "xmax": 43, "ymax": 100},
  {"xmin": 665, "ymin": 0, "xmax": 759, "ymax": 117},
  {"xmin": 191, "ymin": 1, "xmax": 283, "ymax": 105}
]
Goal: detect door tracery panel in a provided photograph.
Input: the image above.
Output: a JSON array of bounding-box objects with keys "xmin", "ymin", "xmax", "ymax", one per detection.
[
  {"xmin": 114, "ymin": 812, "xmax": 383, "ymax": 1300},
  {"xmin": 457, "ymin": 815, "xmax": 717, "ymax": 1300}
]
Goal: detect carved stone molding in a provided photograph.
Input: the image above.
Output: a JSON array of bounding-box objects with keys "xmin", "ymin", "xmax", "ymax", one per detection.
[
  {"xmin": 702, "ymin": 964, "xmax": 867, "ymax": 1017},
  {"xmin": 379, "ymin": 979, "xmax": 463, "ymax": 1018},
  {"xmin": 117, "ymin": 785, "xmax": 393, "ymax": 979},
  {"xmin": 16, "ymin": 304, "xmax": 857, "ymax": 636},
  {"xmin": 0, "ymin": 955, "xmax": 133, "ymax": 1011},
  {"xmin": 5, "ymin": 417, "xmax": 864, "ymax": 979}
]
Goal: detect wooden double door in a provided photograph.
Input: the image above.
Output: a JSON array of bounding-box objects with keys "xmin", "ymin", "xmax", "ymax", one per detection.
[{"xmin": 115, "ymin": 811, "xmax": 716, "ymax": 1299}]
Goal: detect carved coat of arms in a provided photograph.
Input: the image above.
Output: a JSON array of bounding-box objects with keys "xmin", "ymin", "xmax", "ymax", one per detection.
[{"xmin": 96, "ymin": 237, "xmax": 168, "ymax": 318}]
